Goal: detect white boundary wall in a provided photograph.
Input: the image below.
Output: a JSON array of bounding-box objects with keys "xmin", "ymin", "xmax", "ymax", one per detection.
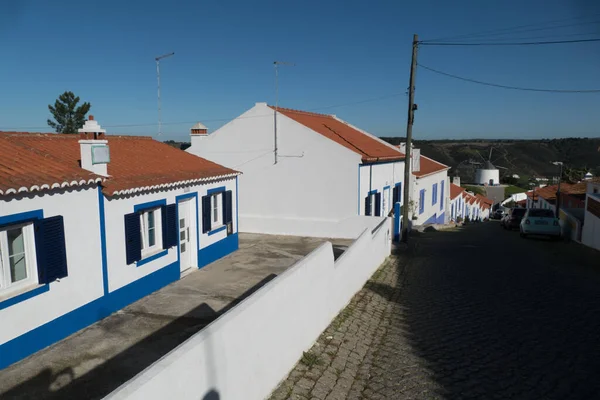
[{"xmin": 105, "ymin": 217, "xmax": 392, "ymax": 400}]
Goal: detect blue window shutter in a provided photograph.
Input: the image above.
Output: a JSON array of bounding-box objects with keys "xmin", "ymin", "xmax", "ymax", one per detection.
[
  {"xmin": 375, "ymin": 193, "xmax": 381, "ymax": 216},
  {"xmin": 223, "ymin": 190, "xmax": 233, "ymax": 224},
  {"xmin": 124, "ymin": 212, "xmax": 142, "ymax": 265},
  {"xmin": 202, "ymin": 195, "xmax": 211, "ymax": 233},
  {"xmin": 419, "ymin": 190, "xmax": 425, "ymax": 214},
  {"xmin": 162, "ymin": 204, "xmax": 177, "ymax": 249},
  {"xmin": 432, "ymin": 184, "xmax": 437, "ymax": 205},
  {"xmin": 364, "ymin": 196, "xmax": 371, "ymax": 216},
  {"xmin": 35, "ymin": 216, "xmax": 68, "ymax": 283},
  {"xmin": 441, "ymin": 181, "xmax": 445, "ymax": 210}
]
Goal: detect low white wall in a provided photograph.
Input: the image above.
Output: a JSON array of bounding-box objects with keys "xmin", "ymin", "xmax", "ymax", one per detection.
[
  {"xmin": 239, "ymin": 214, "xmax": 385, "ymax": 239},
  {"xmin": 105, "ymin": 217, "xmax": 391, "ymax": 400}
]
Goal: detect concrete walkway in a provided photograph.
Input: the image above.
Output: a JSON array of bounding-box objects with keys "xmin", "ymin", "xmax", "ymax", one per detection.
[
  {"xmin": 0, "ymin": 233, "xmax": 352, "ymax": 400},
  {"xmin": 270, "ymin": 222, "xmax": 600, "ymax": 400}
]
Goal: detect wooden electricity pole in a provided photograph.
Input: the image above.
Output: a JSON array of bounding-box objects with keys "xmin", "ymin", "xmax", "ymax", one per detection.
[{"xmin": 401, "ymin": 34, "xmax": 419, "ymax": 243}]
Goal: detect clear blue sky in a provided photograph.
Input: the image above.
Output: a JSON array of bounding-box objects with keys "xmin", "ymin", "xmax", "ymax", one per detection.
[{"xmin": 0, "ymin": 0, "xmax": 599, "ymax": 141}]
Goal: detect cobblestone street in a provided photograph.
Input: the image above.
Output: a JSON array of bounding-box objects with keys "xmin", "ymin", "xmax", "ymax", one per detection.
[{"xmin": 269, "ymin": 222, "xmax": 600, "ymax": 400}]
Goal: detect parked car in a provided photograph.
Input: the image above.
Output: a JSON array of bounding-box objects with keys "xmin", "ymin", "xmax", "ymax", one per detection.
[
  {"xmin": 492, "ymin": 209, "xmax": 504, "ymax": 220},
  {"xmin": 501, "ymin": 208, "xmax": 526, "ymax": 230},
  {"xmin": 520, "ymin": 209, "xmax": 561, "ymax": 239}
]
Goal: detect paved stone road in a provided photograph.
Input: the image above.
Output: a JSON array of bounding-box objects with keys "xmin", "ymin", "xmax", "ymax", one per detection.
[{"xmin": 269, "ymin": 222, "xmax": 600, "ymax": 400}]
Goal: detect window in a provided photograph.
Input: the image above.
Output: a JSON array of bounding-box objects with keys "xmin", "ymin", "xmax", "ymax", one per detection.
[
  {"xmin": 432, "ymin": 184, "xmax": 438, "ymax": 205},
  {"xmin": 419, "ymin": 189, "xmax": 425, "ymax": 214},
  {"xmin": 140, "ymin": 207, "xmax": 163, "ymax": 257},
  {"xmin": 211, "ymin": 193, "xmax": 223, "ymax": 227},
  {"xmin": 0, "ymin": 223, "xmax": 38, "ymax": 294}
]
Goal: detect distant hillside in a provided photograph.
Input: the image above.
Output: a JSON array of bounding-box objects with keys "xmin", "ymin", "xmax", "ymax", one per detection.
[
  {"xmin": 164, "ymin": 140, "xmax": 191, "ymax": 151},
  {"xmin": 381, "ymin": 138, "xmax": 600, "ymax": 186}
]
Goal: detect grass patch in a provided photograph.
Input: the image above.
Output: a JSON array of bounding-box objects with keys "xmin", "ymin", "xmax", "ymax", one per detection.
[
  {"xmin": 462, "ymin": 185, "xmax": 485, "ymax": 196},
  {"xmin": 505, "ymin": 185, "xmax": 527, "ymax": 196},
  {"xmin": 300, "ymin": 352, "xmax": 323, "ymax": 369}
]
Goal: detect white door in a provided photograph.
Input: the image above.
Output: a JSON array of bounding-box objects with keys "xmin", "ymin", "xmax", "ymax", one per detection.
[
  {"xmin": 383, "ymin": 187, "xmax": 390, "ymax": 216},
  {"xmin": 178, "ymin": 200, "xmax": 192, "ymax": 272}
]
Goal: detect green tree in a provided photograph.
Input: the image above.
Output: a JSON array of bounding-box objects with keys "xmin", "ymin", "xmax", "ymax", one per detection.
[{"xmin": 47, "ymin": 91, "xmax": 91, "ymax": 133}]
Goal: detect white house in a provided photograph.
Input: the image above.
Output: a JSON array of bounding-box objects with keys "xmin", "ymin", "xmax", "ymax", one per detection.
[
  {"xmin": 449, "ymin": 183, "xmax": 466, "ymax": 221},
  {"xmin": 0, "ymin": 117, "xmax": 240, "ymax": 369},
  {"xmin": 581, "ymin": 180, "xmax": 600, "ymax": 251},
  {"xmin": 398, "ymin": 144, "xmax": 450, "ymax": 226},
  {"xmin": 187, "ymin": 103, "xmax": 406, "ymax": 238}
]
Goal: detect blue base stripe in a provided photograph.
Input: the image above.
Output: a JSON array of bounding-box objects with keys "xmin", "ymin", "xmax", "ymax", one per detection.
[
  {"xmin": 0, "ymin": 261, "xmax": 180, "ymax": 370},
  {"xmin": 198, "ymin": 233, "xmax": 238, "ymax": 269}
]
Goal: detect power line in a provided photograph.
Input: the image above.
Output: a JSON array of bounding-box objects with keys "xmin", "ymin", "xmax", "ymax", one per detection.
[
  {"xmin": 440, "ymin": 31, "xmax": 600, "ymax": 43},
  {"xmin": 418, "ymin": 63, "xmax": 600, "ymax": 93},
  {"xmin": 420, "ymin": 37, "xmax": 600, "ymax": 46},
  {"xmin": 420, "ymin": 14, "xmax": 600, "ymax": 43}
]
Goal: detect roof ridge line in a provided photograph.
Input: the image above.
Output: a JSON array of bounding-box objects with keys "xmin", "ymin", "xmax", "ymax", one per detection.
[{"xmin": 268, "ymin": 105, "xmax": 332, "ymax": 118}]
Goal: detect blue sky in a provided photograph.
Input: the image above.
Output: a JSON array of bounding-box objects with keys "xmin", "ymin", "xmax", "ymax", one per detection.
[{"xmin": 0, "ymin": 0, "xmax": 599, "ymax": 141}]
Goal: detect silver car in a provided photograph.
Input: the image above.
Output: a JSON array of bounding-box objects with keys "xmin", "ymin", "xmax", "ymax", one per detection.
[{"xmin": 520, "ymin": 208, "xmax": 561, "ymax": 239}]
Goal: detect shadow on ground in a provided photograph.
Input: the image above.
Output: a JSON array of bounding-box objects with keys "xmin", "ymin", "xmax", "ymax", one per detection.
[
  {"xmin": 1, "ymin": 274, "xmax": 276, "ymax": 400},
  {"xmin": 368, "ymin": 223, "xmax": 600, "ymax": 399}
]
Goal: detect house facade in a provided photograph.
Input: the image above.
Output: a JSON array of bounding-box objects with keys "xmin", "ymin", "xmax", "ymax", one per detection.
[
  {"xmin": 449, "ymin": 183, "xmax": 466, "ymax": 221},
  {"xmin": 187, "ymin": 103, "xmax": 405, "ymax": 237},
  {"xmin": 0, "ymin": 118, "xmax": 239, "ymax": 369},
  {"xmin": 403, "ymin": 148, "xmax": 450, "ymax": 226}
]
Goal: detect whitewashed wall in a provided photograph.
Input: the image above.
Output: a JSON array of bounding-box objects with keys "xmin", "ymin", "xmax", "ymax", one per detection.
[
  {"xmin": 0, "ymin": 187, "xmax": 103, "ymax": 345},
  {"xmin": 188, "ymin": 103, "xmax": 362, "ymax": 236},
  {"xmin": 358, "ymin": 161, "xmax": 404, "ymax": 217},
  {"xmin": 105, "ymin": 217, "xmax": 392, "ymax": 400},
  {"xmin": 411, "ymin": 171, "xmax": 448, "ymax": 225},
  {"xmin": 582, "ymin": 184, "xmax": 600, "ymax": 250},
  {"xmin": 104, "ymin": 179, "xmax": 237, "ymax": 292}
]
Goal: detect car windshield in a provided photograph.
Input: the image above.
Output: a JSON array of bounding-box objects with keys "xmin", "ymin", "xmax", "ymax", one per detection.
[
  {"xmin": 529, "ymin": 209, "xmax": 555, "ymax": 218},
  {"xmin": 511, "ymin": 208, "xmax": 526, "ymax": 217}
]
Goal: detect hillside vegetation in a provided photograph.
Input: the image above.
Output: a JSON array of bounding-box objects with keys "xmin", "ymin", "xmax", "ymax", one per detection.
[{"xmin": 381, "ymin": 138, "xmax": 600, "ymax": 185}]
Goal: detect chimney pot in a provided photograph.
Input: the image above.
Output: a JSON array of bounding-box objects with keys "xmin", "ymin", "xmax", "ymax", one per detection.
[{"xmin": 89, "ymin": 115, "xmax": 94, "ymax": 121}]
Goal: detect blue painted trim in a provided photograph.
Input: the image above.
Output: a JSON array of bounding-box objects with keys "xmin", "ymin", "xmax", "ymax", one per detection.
[
  {"xmin": 134, "ymin": 199, "xmax": 167, "ymax": 213},
  {"xmin": 419, "ymin": 189, "xmax": 425, "ymax": 214},
  {"xmin": 198, "ymin": 233, "xmax": 239, "ymax": 269},
  {"xmin": 97, "ymin": 187, "xmax": 109, "ymax": 295},
  {"xmin": 136, "ymin": 249, "xmax": 168, "ymax": 267},
  {"xmin": 235, "ymin": 177, "xmax": 239, "ymax": 233},
  {"xmin": 432, "ymin": 183, "xmax": 438, "ymax": 206},
  {"xmin": 0, "ymin": 284, "xmax": 49, "ymax": 311},
  {"xmin": 208, "ymin": 225, "xmax": 227, "ymax": 236},
  {"xmin": 207, "ymin": 186, "xmax": 226, "ymax": 195},
  {"xmin": 393, "ymin": 202, "xmax": 401, "ymax": 242},
  {"xmin": 0, "ymin": 209, "xmax": 44, "ymax": 228},
  {"xmin": 0, "ymin": 261, "xmax": 180, "ymax": 370},
  {"xmin": 424, "ymin": 213, "xmax": 437, "ymax": 225},
  {"xmin": 368, "ymin": 189, "xmax": 378, "ymax": 195}
]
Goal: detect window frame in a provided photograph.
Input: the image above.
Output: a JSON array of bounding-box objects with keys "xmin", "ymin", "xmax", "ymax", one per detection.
[
  {"xmin": 139, "ymin": 207, "xmax": 163, "ymax": 259},
  {"xmin": 211, "ymin": 192, "xmax": 223, "ymax": 228},
  {"xmin": 0, "ymin": 222, "xmax": 39, "ymax": 297}
]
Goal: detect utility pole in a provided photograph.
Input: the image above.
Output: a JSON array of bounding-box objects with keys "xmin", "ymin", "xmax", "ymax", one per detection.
[
  {"xmin": 553, "ymin": 161, "xmax": 564, "ymax": 217},
  {"xmin": 155, "ymin": 52, "xmax": 175, "ymax": 136},
  {"xmin": 273, "ymin": 61, "xmax": 294, "ymax": 164},
  {"xmin": 401, "ymin": 34, "xmax": 419, "ymax": 243}
]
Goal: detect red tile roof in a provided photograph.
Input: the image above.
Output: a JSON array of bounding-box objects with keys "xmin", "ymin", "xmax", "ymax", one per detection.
[
  {"xmin": 450, "ymin": 183, "xmax": 465, "ymax": 200},
  {"xmin": 271, "ymin": 106, "xmax": 404, "ymax": 163},
  {"xmin": 412, "ymin": 155, "xmax": 450, "ymax": 178},
  {"xmin": 475, "ymin": 194, "xmax": 494, "ymax": 207},
  {"xmin": 0, "ymin": 132, "xmax": 238, "ymax": 196}
]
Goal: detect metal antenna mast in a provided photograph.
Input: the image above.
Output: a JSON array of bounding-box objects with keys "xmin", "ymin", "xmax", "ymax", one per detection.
[
  {"xmin": 155, "ymin": 52, "xmax": 175, "ymax": 136},
  {"xmin": 273, "ymin": 61, "xmax": 295, "ymax": 164}
]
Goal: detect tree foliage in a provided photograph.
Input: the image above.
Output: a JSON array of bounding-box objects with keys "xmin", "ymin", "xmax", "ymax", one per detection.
[{"xmin": 47, "ymin": 91, "xmax": 91, "ymax": 133}]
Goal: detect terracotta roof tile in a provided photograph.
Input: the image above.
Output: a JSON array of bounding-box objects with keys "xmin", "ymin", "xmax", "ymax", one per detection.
[
  {"xmin": 412, "ymin": 155, "xmax": 450, "ymax": 178},
  {"xmin": 0, "ymin": 132, "xmax": 238, "ymax": 196},
  {"xmin": 271, "ymin": 106, "xmax": 404, "ymax": 163},
  {"xmin": 450, "ymin": 183, "xmax": 465, "ymax": 199}
]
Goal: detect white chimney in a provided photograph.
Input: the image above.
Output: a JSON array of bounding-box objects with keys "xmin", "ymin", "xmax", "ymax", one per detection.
[
  {"xmin": 412, "ymin": 148, "xmax": 421, "ymax": 173},
  {"xmin": 78, "ymin": 115, "xmax": 110, "ymax": 177},
  {"xmin": 453, "ymin": 176, "xmax": 461, "ymax": 186},
  {"xmin": 190, "ymin": 122, "xmax": 208, "ymax": 149}
]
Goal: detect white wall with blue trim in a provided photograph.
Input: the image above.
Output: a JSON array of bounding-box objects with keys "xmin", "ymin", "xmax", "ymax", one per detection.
[
  {"xmin": 358, "ymin": 161, "xmax": 404, "ymax": 218},
  {"xmin": 0, "ymin": 178, "xmax": 238, "ymax": 370},
  {"xmin": 411, "ymin": 171, "xmax": 449, "ymax": 226}
]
